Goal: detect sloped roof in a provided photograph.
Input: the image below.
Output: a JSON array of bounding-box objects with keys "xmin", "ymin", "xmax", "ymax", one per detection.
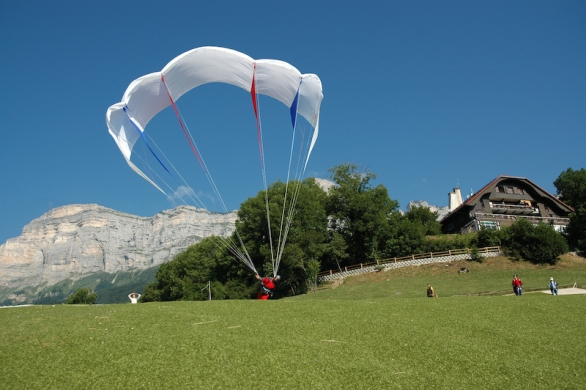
[{"xmin": 441, "ymin": 175, "xmax": 573, "ymax": 222}]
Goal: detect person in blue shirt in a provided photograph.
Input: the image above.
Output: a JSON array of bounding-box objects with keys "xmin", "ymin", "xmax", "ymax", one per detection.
[{"xmin": 548, "ymin": 277, "xmax": 558, "ymax": 295}]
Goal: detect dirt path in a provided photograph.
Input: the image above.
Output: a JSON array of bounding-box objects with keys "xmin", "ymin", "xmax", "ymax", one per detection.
[{"xmin": 539, "ymin": 287, "xmax": 586, "ymax": 295}]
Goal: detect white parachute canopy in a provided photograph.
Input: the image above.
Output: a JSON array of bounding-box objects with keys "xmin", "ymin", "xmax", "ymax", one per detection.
[
  {"xmin": 106, "ymin": 47, "xmax": 323, "ymax": 276},
  {"xmin": 107, "ymin": 47, "xmax": 322, "ymax": 173}
]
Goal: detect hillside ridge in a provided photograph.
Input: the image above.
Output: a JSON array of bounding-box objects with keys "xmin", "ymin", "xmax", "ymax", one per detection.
[{"xmin": 0, "ymin": 204, "xmax": 237, "ymax": 296}]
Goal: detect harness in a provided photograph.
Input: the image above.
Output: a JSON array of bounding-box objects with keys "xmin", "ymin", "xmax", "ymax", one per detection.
[
  {"xmin": 260, "ymin": 285, "xmax": 272, "ymax": 295},
  {"xmin": 259, "ymin": 278, "xmax": 274, "ymax": 296}
]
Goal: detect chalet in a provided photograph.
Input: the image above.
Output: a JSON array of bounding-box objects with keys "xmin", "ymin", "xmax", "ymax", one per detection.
[{"xmin": 440, "ymin": 175, "xmax": 573, "ymax": 234}]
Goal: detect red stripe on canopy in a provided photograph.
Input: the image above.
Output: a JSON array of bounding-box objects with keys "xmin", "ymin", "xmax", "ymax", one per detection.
[
  {"xmin": 250, "ymin": 66, "xmax": 264, "ymax": 166},
  {"xmin": 161, "ymin": 75, "xmax": 204, "ymax": 170}
]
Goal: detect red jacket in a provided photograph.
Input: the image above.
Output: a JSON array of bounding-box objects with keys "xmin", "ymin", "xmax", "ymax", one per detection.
[
  {"xmin": 257, "ymin": 277, "xmax": 277, "ymax": 300},
  {"xmin": 261, "ymin": 277, "xmax": 276, "ymax": 291}
]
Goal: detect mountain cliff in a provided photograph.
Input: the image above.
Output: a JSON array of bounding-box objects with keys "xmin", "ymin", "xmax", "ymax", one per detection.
[
  {"xmin": 407, "ymin": 200, "xmax": 450, "ymax": 220},
  {"xmin": 0, "ymin": 204, "xmax": 236, "ymax": 294}
]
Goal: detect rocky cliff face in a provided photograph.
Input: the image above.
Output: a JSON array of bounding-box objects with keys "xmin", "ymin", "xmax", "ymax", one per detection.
[
  {"xmin": 407, "ymin": 200, "xmax": 450, "ymax": 221},
  {"xmin": 0, "ymin": 204, "xmax": 236, "ymax": 289}
]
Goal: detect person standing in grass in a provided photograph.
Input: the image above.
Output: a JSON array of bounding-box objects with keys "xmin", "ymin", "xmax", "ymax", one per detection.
[
  {"xmin": 427, "ymin": 284, "xmax": 436, "ymax": 298},
  {"xmin": 549, "ymin": 277, "xmax": 558, "ymax": 295},
  {"xmin": 128, "ymin": 292, "xmax": 141, "ymax": 304},
  {"xmin": 255, "ymin": 274, "xmax": 280, "ymax": 300},
  {"xmin": 512, "ymin": 274, "xmax": 523, "ymax": 296}
]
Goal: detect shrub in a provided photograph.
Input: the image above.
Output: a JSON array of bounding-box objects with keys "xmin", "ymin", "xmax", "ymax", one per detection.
[
  {"xmin": 423, "ymin": 233, "xmax": 476, "ymax": 253},
  {"xmin": 66, "ymin": 288, "xmax": 98, "ymax": 305},
  {"xmin": 474, "ymin": 228, "xmax": 501, "ymax": 248},
  {"xmin": 140, "ymin": 283, "xmax": 161, "ymax": 303},
  {"xmin": 383, "ymin": 219, "xmax": 426, "ymax": 258},
  {"xmin": 469, "ymin": 246, "xmax": 483, "ymax": 263},
  {"xmin": 529, "ymin": 223, "xmax": 569, "ymax": 264},
  {"xmin": 502, "ymin": 218, "xmax": 567, "ymax": 265},
  {"xmin": 305, "ymin": 259, "xmax": 321, "ymax": 292}
]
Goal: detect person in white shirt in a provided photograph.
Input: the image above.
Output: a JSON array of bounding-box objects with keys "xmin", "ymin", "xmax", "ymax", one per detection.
[
  {"xmin": 548, "ymin": 277, "xmax": 558, "ymax": 295},
  {"xmin": 128, "ymin": 292, "xmax": 141, "ymax": 304}
]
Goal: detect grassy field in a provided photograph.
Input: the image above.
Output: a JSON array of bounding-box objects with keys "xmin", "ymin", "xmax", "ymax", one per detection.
[
  {"xmin": 1, "ymin": 255, "xmax": 585, "ymax": 389},
  {"xmin": 298, "ymin": 254, "xmax": 586, "ymax": 300}
]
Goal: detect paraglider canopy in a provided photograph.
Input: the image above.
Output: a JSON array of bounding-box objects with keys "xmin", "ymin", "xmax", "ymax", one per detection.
[
  {"xmin": 107, "ymin": 47, "xmax": 322, "ymax": 178},
  {"xmin": 106, "ymin": 46, "xmax": 323, "ymax": 277}
]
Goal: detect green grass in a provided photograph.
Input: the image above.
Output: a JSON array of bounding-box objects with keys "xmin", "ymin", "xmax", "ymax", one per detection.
[
  {"xmin": 1, "ymin": 296, "xmax": 585, "ymax": 389},
  {"xmin": 298, "ymin": 255, "xmax": 586, "ymax": 300},
  {"xmin": 1, "ymin": 255, "xmax": 585, "ymax": 389}
]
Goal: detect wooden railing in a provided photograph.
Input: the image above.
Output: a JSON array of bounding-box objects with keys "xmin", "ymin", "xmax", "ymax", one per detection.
[
  {"xmin": 317, "ymin": 246, "xmax": 501, "ymax": 278},
  {"xmin": 473, "ymin": 213, "xmax": 570, "ymax": 225},
  {"xmin": 489, "ymin": 203, "xmax": 536, "ymax": 211}
]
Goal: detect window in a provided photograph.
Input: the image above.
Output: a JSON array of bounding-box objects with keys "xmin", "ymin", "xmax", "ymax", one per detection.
[{"xmin": 479, "ymin": 220, "xmax": 499, "ymax": 230}]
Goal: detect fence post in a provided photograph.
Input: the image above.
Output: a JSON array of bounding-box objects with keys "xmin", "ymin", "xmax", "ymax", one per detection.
[
  {"xmin": 376, "ymin": 259, "xmax": 379, "ymax": 265},
  {"xmin": 430, "ymin": 252, "xmax": 433, "ymax": 258},
  {"xmin": 412, "ymin": 254, "xmax": 415, "ymax": 260},
  {"xmin": 330, "ymin": 270, "xmax": 332, "ymax": 275},
  {"xmin": 360, "ymin": 263, "xmax": 363, "ymax": 269},
  {"xmin": 449, "ymin": 250, "xmax": 451, "ymax": 255},
  {"xmin": 345, "ymin": 266, "xmax": 347, "ymax": 272},
  {"xmin": 394, "ymin": 258, "xmax": 396, "ymax": 263}
]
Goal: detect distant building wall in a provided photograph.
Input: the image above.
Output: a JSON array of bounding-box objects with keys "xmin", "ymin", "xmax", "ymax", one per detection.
[{"xmin": 441, "ymin": 176, "xmax": 572, "ymax": 234}]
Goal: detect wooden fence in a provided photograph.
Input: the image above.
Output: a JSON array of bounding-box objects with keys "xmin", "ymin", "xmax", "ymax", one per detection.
[{"xmin": 317, "ymin": 246, "xmax": 502, "ymax": 278}]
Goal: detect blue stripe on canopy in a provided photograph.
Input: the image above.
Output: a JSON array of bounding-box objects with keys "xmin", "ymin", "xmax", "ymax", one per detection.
[
  {"xmin": 123, "ymin": 107, "xmax": 174, "ymax": 178},
  {"xmin": 290, "ymin": 87, "xmax": 300, "ymax": 129}
]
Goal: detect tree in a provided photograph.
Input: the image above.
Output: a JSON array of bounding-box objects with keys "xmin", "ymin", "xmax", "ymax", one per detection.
[
  {"xmin": 382, "ymin": 213, "xmax": 425, "ymax": 258},
  {"xmin": 554, "ymin": 167, "xmax": 586, "ymax": 251},
  {"xmin": 405, "ymin": 206, "xmax": 441, "ymax": 236},
  {"xmin": 554, "ymin": 168, "xmax": 586, "ymax": 207},
  {"xmin": 326, "ymin": 164, "xmax": 399, "ymax": 264},
  {"xmin": 502, "ymin": 218, "xmax": 567, "ymax": 264},
  {"xmin": 236, "ymin": 178, "xmax": 329, "ymax": 296},
  {"xmin": 474, "ymin": 227, "xmax": 502, "ymax": 248},
  {"xmin": 66, "ymin": 288, "xmax": 98, "ymax": 304},
  {"xmin": 141, "ymin": 237, "xmax": 256, "ymax": 302},
  {"xmin": 321, "ymin": 231, "xmax": 349, "ymax": 272}
]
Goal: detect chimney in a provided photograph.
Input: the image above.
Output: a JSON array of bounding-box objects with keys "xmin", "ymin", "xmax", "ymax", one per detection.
[{"xmin": 449, "ymin": 188, "xmax": 463, "ymax": 211}]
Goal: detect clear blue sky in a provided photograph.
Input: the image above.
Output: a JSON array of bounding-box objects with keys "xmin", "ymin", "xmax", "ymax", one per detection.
[{"xmin": 1, "ymin": 1, "xmax": 585, "ymax": 244}]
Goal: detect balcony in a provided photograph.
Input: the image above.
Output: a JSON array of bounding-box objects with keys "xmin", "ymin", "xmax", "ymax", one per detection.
[
  {"xmin": 473, "ymin": 213, "xmax": 570, "ymax": 226},
  {"xmin": 489, "ymin": 192, "xmax": 527, "ymax": 202},
  {"xmin": 489, "ymin": 202, "xmax": 538, "ymax": 215}
]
